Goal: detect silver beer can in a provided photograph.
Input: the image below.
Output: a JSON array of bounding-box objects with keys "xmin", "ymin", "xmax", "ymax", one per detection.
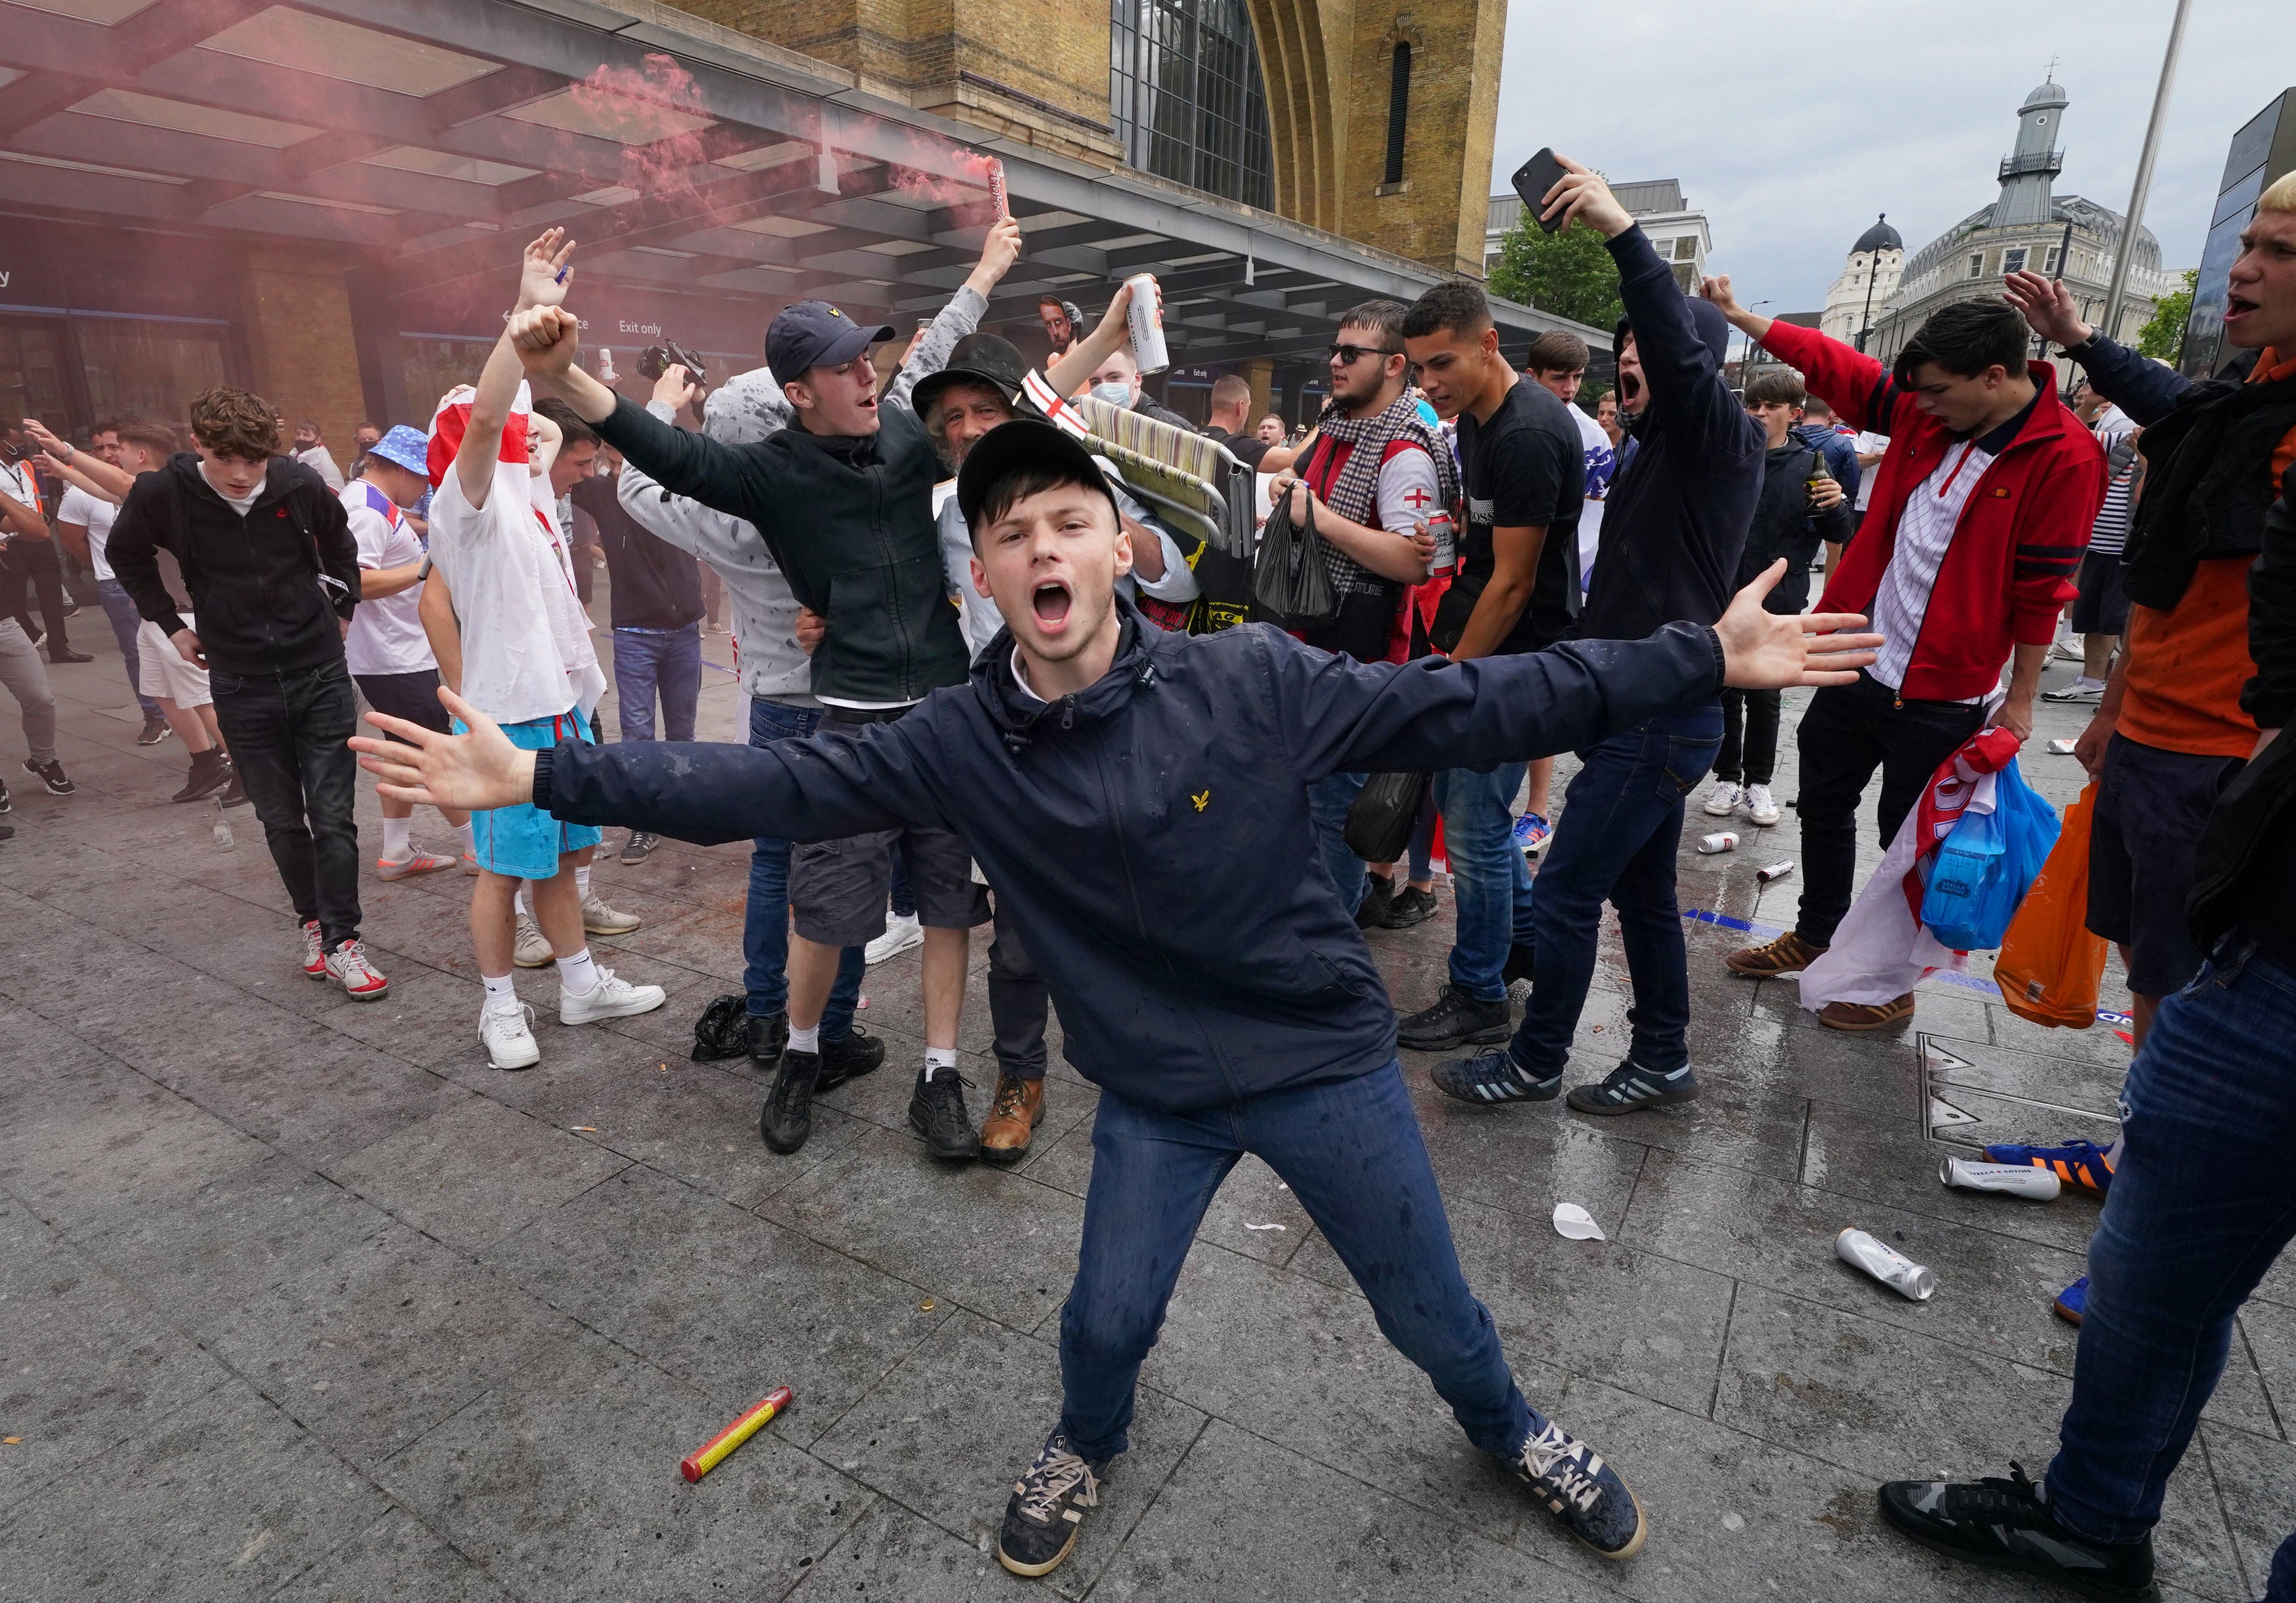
[
  {"xmin": 1697, "ymin": 831, "xmax": 1738, "ymax": 855},
  {"xmin": 1940, "ymin": 1156, "xmax": 2062, "ymax": 1201},
  {"xmin": 1124, "ymin": 273, "xmax": 1169, "ymax": 375},
  {"xmin": 1836, "ymin": 1227, "xmax": 1937, "ymax": 1301}
]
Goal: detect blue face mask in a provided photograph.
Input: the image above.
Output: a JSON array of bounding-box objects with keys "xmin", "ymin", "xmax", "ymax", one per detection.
[{"xmin": 1090, "ymin": 381, "xmax": 1135, "ymax": 411}]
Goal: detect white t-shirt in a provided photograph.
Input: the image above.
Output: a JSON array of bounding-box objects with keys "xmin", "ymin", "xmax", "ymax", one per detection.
[
  {"xmin": 1570, "ymin": 405, "xmax": 1614, "ymax": 594},
  {"xmin": 295, "ymin": 445, "xmax": 344, "ymax": 491},
  {"xmin": 57, "ymin": 484, "xmax": 119, "ymax": 581},
  {"xmin": 340, "ymin": 481, "xmax": 436, "ymax": 677},
  {"xmin": 1869, "ymin": 438, "xmax": 1994, "ymax": 698},
  {"xmin": 426, "ymin": 468, "xmax": 605, "ymax": 726},
  {"xmin": 1851, "ymin": 431, "xmax": 1890, "ymax": 511}
]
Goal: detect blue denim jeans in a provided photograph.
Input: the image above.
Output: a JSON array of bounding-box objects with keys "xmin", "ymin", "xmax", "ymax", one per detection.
[
  {"xmin": 1506, "ymin": 703, "xmax": 1721, "ymax": 1077},
  {"xmin": 96, "ymin": 579, "xmax": 156, "ymax": 715},
  {"xmin": 1309, "ymin": 770, "xmax": 1369, "ymax": 915},
  {"xmin": 611, "ymin": 624, "xmax": 701, "ymax": 742},
  {"xmin": 2047, "ymin": 942, "xmax": 2296, "ymax": 1599},
  {"xmin": 1434, "ymin": 760, "xmax": 1536, "ymax": 1001},
  {"xmin": 743, "ymin": 697, "xmax": 862, "ymax": 1033},
  {"xmin": 1059, "ymin": 1062, "xmax": 1538, "ymax": 1464}
]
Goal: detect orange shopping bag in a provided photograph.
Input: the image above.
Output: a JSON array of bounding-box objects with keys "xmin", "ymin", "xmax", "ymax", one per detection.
[{"xmin": 1994, "ymin": 781, "xmax": 2108, "ymax": 1028}]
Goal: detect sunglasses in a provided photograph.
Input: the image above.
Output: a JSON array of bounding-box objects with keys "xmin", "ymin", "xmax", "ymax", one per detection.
[{"xmin": 1328, "ymin": 343, "xmax": 1401, "ymax": 365}]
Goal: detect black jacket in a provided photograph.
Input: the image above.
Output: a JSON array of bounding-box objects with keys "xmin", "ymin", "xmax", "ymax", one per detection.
[
  {"xmin": 108, "ymin": 454, "xmax": 358, "ymax": 677},
  {"xmin": 593, "ymin": 396, "xmax": 968, "ymax": 703},
  {"xmin": 1578, "ymin": 226, "xmax": 1765, "ymax": 641},
  {"xmin": 535, "ymin": 598, "xmax": 1728, "ymax": 1112},
  {"xmin": 1734, "ymin": 444, "xmax": 1854, "ymax": 616},
  {"xmin": 575, "ymin": 472, "xmax": 704, "ymax": 631}
]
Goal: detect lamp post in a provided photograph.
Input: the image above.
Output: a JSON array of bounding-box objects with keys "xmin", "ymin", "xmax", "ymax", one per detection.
[
  {"xmin": 1855, "ymin": 215, "xmax": 1885, "ymax": 353},
  {"xmin": 1733, "ymin": 299, "xmax": 1772, "ymax": 390},
  {"xmin": 2101, "ymin": 0, "xmax": 2194, "ymax": 344}
]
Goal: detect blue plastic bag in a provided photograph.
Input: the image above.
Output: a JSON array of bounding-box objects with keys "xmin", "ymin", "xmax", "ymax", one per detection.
[{"xmin": 1919, "ymin": 758, "xmax": 2060, "ymax": 951}]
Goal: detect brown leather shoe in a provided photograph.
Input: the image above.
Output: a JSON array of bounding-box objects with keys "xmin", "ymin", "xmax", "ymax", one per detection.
[
  {"xmin": 1725, "ymin": 930, "xmax": 1829, "ymax": 977},
  {"xmin": 979, "ymin": 1072, "xmax": 1045, "ymax": 1163},
  {"xmin": 1818, "ymin": 992, "xmax": 1916, "ymax": 1031}
]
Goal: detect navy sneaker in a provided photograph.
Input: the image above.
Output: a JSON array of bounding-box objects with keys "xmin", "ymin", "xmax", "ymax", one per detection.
[
  {"xmin": 1878, "ymin": 1465, "xmax": 2156, "ymax": 1602},
  {"xmin": 1565, "ymin": 1060, "xmax": 1698, "ymax": 1117},
  {"xmin": 1396, "ymin": 984, "xmax": 1510, "ymax": 1051},
  {"xmin": 1513, "ymin": 1420, "xmax": 1646, "ymax": 1558},
  {"xmin": 996, "ymin": 1428, "xmax": 1107, "ymax": 1577},
  {"xmin": 1431, "ymin": 1047, "xmax": 1560, "ymax": 1104}
]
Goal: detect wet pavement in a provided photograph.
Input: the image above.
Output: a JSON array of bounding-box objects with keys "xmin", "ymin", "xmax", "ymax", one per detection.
[{"xmin": 1, "ymin": 607, "xmax": 2287, "ymax": 1603}]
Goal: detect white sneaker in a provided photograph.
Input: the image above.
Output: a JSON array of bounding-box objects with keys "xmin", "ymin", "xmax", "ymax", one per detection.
[
  {"xmin": 325, "ymin": 938, "xmax": 390, "ymax": 1000},
  {"xmin": 2049, "ymin": 638, "xmax": 2084, "ymax": 663},
  {"xmin": 1744, "ymin": 783, "xmax": 1782, "ymax": 827},
  {"xmin": 479, "ymin": 1000, "xmax": 541, "ymax": 1070},
  {"xmin": 560, "ymin": 966, "xmax": 667, "ymax": 1025},
  {"xmin": 865, "ymin": 911, "xmax": 925, "ymax": 966},
  {"xmin": 1702, "ymin": 782, "xmax": 1743, "ymax": 818},
  {"xmin": 2043, "ymin": 677, "xmax": 2107, "ymax": 703},
  {"xmin": 512, "ymin": 911, "xmax": 555, "ymax": 968},
  {"xmin": 581, "ymin": 892, "xmax": 642, "ymax": 936},
  {"xmin": 300, "ymin": 919, "xmax": 328, "ymax": 980}
]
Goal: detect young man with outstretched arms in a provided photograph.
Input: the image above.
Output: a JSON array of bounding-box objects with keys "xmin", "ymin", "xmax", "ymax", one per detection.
[{"xmin": 356, "ymin": 412, "xmax": 1879, "ymax": 1585}]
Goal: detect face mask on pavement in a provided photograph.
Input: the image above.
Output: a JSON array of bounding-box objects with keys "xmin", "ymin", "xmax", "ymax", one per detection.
[{"xmin": 1090, "ymin": 382, "xmax": 1134, "ymax": 411}]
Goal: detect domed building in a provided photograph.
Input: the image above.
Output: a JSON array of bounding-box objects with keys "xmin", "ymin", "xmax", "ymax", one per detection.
[
  {"xmin": 1819, "ymin": 216, "xmax": 1905, "ymax": 348},
  {"xmin": 1865, "ymin": 77, "xmax": 2180, "ymax": 367}
]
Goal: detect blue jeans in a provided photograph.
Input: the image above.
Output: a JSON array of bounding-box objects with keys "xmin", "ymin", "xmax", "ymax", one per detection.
[
  {"xmin": 2047, "ymin": 942, "xmax": 2296, "ymax": 1599},
  {"xmin": 1309, "ymin": 770, "xmax": 1369, "ymax": 914},
  {"xmin": 743, "ymin": 697, "xmax": 863, "ymax": 1032},
  {"xmin": 612, "ymin": 625, "xmax": 701, "ymax": 742},
  {"xmin": 96, "ymin": 579, "xmax": 155, "ymax": 715},
  {"xmin": 1506, "ymin": 703, "xmax": 1721, "ymax": 1077},
  {"xmin": 1059, "ymin": 1062, "xmax": 1537, "ymax": 1464},
  {"xmin": 1434, "ymin": 760, "xmax": 1536, "ymax": 1000}
]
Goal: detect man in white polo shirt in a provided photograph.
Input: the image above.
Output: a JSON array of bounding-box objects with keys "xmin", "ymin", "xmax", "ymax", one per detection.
[{"xmin": 48, "ymin": 420, "xmax": 167, "ymax": 745}]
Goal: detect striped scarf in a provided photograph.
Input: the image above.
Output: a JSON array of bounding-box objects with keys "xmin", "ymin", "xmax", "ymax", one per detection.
[{"xmin": 1307, "ymin": 392, "xmax": 1458, "ymax": 594}]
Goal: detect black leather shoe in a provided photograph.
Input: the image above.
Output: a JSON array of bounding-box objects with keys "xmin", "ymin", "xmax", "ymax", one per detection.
[
  {"xmin": 818, "ymin": 1026, "xmax": 886, "ymax": 1090},
  {"xmin": 1878, "ymin": 1465, "xmax": 2156, "ymax": 1602},
  {"xmin": 47, "ymin": 647, "xmax": 92, "ymax": 664},
  {"xmin": 909, "ymin": 1067, "xmax": 979, "ymax": 1159},
  {"xmin": 1396, "ymin": 983, "xmax": 1511, "ymax": 1051},
  {"xmin": 1355, "ymin": 875, "xmax": 1395, "ymax": 929},
  {"xmin": 760, "ymin": 1049, "xmax": 823, "ymax": 1154},
  {"xmin": 747, "ymin": 1011, "xmax": 789, "ymax": 1069}
]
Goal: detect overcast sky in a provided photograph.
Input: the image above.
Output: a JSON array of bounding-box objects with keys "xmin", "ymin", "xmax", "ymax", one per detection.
[{"xmin": 1488, "ymin": 0, "xmax": 2290, "ymax": 317}]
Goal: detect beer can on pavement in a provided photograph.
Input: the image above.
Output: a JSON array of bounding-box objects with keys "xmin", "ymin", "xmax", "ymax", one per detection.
[
  {"xmin": 1755, "ymin": 860, "xmax": 1794, "ymax": 883},
  {"xmin": 1697, "ymin": 831, "xmax": 1738, "ymax": 855},
  {"xmin": 1124, "ymin": 273, "xmax": 1169, "ymax": 375},
  {"xmin": 1835, "ymin": 1227, "xmax": 1936, "ymax": 1301},
  {"xmin": 1940, "ymin": 1157, "xmax": 2062, "ymax": 1201},
  {"xmin": 1424, "ymin": 512, "xmax": 1456, "ymax": 576}
]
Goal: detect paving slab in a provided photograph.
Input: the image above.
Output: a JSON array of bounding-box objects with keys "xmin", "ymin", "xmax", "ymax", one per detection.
[{"xmin": 270, "ymin": 1506, "xmax": 518, "ymax": 1603}]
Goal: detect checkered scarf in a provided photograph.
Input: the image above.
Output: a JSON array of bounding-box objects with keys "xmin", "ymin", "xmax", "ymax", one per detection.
[{"xmin": 1307, "ymin": 391, "xmax": 1458, "ymax": 594}]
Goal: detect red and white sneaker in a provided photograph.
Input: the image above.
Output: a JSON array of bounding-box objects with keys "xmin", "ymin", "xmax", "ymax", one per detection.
[
  {"xmin": 461, "ymin": 850, "xmax": 482, "ymax": 877},
  {"xmin": 300, "ymin": 919, "xmax": 328, "ymax": 980},
  {"xmin": 325, "ymin": 938, "xmax": 390, "ymax": 1001},
  {"xmin": 377, "ymin": 847, "xmax": 459, "ymax": 881}
]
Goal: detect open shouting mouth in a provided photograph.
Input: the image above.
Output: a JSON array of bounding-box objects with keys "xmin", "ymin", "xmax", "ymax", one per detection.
[{"xmin": 1031, "ymin": 578, "xmax": 1074, "ymax": 633}]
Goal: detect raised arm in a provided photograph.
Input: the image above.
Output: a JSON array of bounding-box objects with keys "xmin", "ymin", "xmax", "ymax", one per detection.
[
  {"xmin": 882, "ymin": 215, "xmax": 1021, "ymax": 418},
  {"xmin": 25, "ymin": 421, "xmax": 134, "ymax": 502},
  {"xmin": 1044, "ymin": 279, "xmax": 1156, "ymax": 400},
  {"xmin": 1702, "ymin": 274, "xmax": 1900, "ymax": 433}
]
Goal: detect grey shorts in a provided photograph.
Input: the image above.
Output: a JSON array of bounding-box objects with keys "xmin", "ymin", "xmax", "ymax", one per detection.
[{"xmin": 789, "ymin": 707, "xmax": 989, "ymax": 946}]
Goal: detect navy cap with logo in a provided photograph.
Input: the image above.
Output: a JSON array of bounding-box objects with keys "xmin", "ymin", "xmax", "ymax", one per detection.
[
  {"xmin": 766, "ymin": 299, "xmax": 896, "ymax": 388},
  {"xmin": 954, "ymin": 418, "xmax": 1118, "ymax": 536}
]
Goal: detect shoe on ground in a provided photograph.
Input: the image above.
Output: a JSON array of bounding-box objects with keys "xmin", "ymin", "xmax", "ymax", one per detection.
[
  {"xmin": 1982, "ymin": 1137, "xmax": 2116, "ymax": 1198},
  {"xmin": 560, "ymin": 966, "xmax": 667, "ymax": 1026},
  {"xmin": 1513, "ymin": 811, "xmax": 1551, "ymax": 856},
  {"xmin": 377, "ymin": 846, "xmax": 457, "ymax": 881},
  {"xmin": 1744, "ymin": 783, "xmax": 1781, "ymax": 827},
  {"xmin": 818, "ymin": 1026, "xmax": 886, "ymax": 1091},
  {"xmin": 1397, "ymin": 983, "xmax": 1512, "ymax": 1052},
  {"xmin": 325, "ymin": 938, "xmax": 390, "ymax": 1000},
  {"xmin": 865, "ymin": 910, "xmax": 924, "ymax": 965},
  {"xmin": 1567, "ymin": 1060, "xmax": 1699, "ymax": 1116},
  {"xmin": 1877, "ymin": 1464, "xmax": 2155, "ymax": 1602},
  {"xmin": 1513, "ymin": 1419, "xmax": 1647, "ymax": 1559},
  {"xmin": 24, "ymin": 757, "xmax": 73, "ymax": 797},
  {"xmin": 760, "ymin": 1049, "xmax": 822, "ymax": 1154},
  {"xmin": 979, "ymin": 1070, "xmax": 1046, "ymax": 1162},
  {"xmin": 2053, "ymin": 1275, "xmax": 2089, "ymax": 1325},
  {"xmin": 1725, "ymin": 929, "xmax": 1828, "ymax": 977},
  {"xmin": 137, "ymin": 713, "xmax": 171, "ymax": 746},
  {"xmin": 512, "ymin": 912, "xmax": 554, "ymax": 968},
  {"xmin": 581, "ymin": 892, "xmax": 642, "ymax": 936},
  {"xmin": 1818, "ymin": 992, "xmax": 1916, "ymax": 1031},
  {"xmin": 996, "ymin": 1429, "xmax": 1107, "ymax": 1578},
  {"xmin": 172, "ymin": 749, "xmax": 231, "ymax": 804},
  {"xmin": 748, "ymin": 1011, "xmax": 789, "ymax": 1069},
  {"xmin": 1432, "ymin": 1046, "xmax": 1560, "ymax": 1104},
  {"xmin": 0, "ymin": 779, "xmax": 10, "ymax": 813},
  {"xmin": 1703, "ymin": 781, "xmax": 1743, "ymax": 818},
  {"xmin": 1380, "ymin": 884, "xmax": 1439, "ymax": 928},
  {"xmin": 480, "ymin": 1000, "xmax": 541, "ymax": 1071},
  {"xmin": 1355, "ymin": 873, "xmax": 1395, "ymax": 929},
  {"xmin": 909, "ymin": 1066, "xmax": 980, "ymax": 1159},
  {"xmin": 220, "ymin": 766, "xmax": 248, "ymax": 807},
  {"xmin": 47, "ymin": 646, "xmax": 93, "ymax": 664},
  {"xmin": 2043, "ymin": 677, "xmax": 2108, "ymax": 703},
  {"xmin": 300, "ymin": 919, "xmax": 328, "ymax": 980},
  {"xmin": 461, "ymin": 850, "xmax": 480, "ymax": 875},
  {"xmin": 619, "ymin": 829, "xmax": 658, "ymax": 865},
  {"xmin": 2049, "ymin": 638, "xmax": 2085, "ymax": 662}
]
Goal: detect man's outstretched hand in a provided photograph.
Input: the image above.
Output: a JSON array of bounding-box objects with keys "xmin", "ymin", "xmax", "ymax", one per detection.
[
  {"xmin": 2003, "ymin": 271, "xmax": 2094, "ymax": 348},
  {"xmin": 1715, "ymin": 561, "xmax": 1881, "ymax": 689},
  {"xmin": 350, "ymin": 688, "xmax": 539, "ymax": 812}
]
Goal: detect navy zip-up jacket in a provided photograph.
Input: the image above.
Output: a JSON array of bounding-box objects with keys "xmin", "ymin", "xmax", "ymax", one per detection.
[
  {"xmin": 1577, "ymin": 224, "xmax": 1765, "ymax": 642},
  {"xmin": 536, "ymin": 598, "xmax": 1727, "ymax": 1112}
]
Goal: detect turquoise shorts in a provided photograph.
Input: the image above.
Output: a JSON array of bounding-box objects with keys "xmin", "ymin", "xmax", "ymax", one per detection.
[{"xmin": 460, "ymin": 706, "xmax": 605, "ymax": 881}]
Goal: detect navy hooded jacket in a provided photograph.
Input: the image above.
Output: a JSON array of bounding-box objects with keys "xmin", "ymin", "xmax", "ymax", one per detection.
[
  {"xmin": 536, "ymin": 600, "xmax": 1727, "ymax": 1112},
  {"xmin": 1579, "ymin": 224, "xmax": 1765, "ymax": 642}
]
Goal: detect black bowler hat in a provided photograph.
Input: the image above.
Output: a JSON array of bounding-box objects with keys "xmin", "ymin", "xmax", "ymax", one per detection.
[
  {"xmin": 766, "ymin": 299, "xmax": 895, "ymax": 386},
  {"xmin": 912, "ymin": 332, "xmax": 1031, "ymax": 420},
  {"xmin": 955, "ymin": 419, "xmax": 1118, "ymax": 535}
]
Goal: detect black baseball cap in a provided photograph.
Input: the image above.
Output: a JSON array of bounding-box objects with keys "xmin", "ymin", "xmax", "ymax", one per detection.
[
  {"xmin": 955, "ymin": 419, "xmax": 1118, "ymax": 536},
  {"xmin": 912, "ymin": 333, "xmax": 1030, "ymax": 421},
  {"xmin": 766, "ymin": 299, "xmax": 895, "ymax": 386}
]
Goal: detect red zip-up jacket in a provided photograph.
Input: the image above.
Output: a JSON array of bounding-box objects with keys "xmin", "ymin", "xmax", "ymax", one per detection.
[{"xmin": 1759, "ymin": 320, "xmax": 2105, "ymax": 702}]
